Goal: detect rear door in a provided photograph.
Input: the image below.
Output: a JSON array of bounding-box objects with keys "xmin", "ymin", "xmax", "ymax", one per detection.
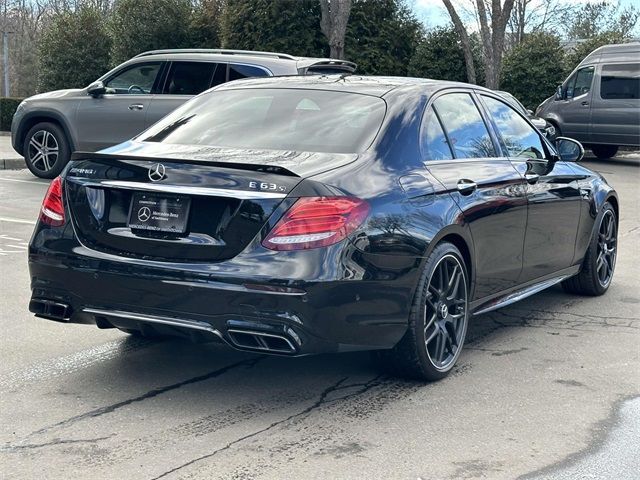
[
  {"xmin": 557, "ymin": 65, "xmax": 595, "ymax": 142},
  {"xmin": 590, "ymin": 63, "xmax": 640, "ymax": 146},
  {"xmin": 144, "ymin": 61, "xmax": 227, "ymax": 128},
  {"xmin": 479, "ymin": 93, "xmax": 582, "ymax": 282},
  {"xmin": 422, "ymin": 91, "xmax": 528, "ymax": 300},
  {"xmin": 75, "ymin": 62, "xmax": 163, "ymax": 151}
]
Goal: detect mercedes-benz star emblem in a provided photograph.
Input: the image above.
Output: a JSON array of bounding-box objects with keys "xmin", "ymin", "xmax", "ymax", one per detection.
[
  {"xmin": 137, "ymin": 206, "xmax": 151, "ymax": 222},
  {"xmin": 148, "ymin": 163, "xmax": 166, "ymax": 182}
]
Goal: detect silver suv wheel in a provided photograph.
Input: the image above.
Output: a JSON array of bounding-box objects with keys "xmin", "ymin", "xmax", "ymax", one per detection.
[{"xmin": 27, "ymin": 130, "xmax": 59, "ymax": 173}]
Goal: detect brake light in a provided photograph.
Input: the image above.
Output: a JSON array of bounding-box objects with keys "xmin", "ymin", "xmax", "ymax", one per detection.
[
  {"xmin": 263, "ymin": 197, "xmax": 369, "ymax": 251},
  {"xmin": 40, "ymin": 176, "xmax": 65, "ymax": 226}
]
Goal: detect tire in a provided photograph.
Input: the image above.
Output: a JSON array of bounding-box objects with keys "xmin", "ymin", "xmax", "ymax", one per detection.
[
  {"xmin": 375, "ymin": 242, "xmax": 470, "ymax": 381},
  {"xmin": 591, "ymin": 145, "xmax": 618, "ymax": 160},
  {"xmin": 23, "ymin": 122, "xmax": 71, "ymax": 179},
  {"xmin": 562, "ymin": 202, "xmax": 617, "ymax": 296}
]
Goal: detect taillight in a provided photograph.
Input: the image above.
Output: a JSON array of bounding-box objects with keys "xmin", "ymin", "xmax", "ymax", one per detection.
[
  {"xmin": 40, "ymin": 176, "xmax": 65, "ymax": 226},
  {"xmin": 263, "ymin": 196, "xmax": 369, "ymax": 251}
]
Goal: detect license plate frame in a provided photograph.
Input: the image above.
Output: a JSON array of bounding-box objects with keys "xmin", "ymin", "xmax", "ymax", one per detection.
[{"xmin": 127, "ymin": 192, "xmax": 191, "ymax": 234}]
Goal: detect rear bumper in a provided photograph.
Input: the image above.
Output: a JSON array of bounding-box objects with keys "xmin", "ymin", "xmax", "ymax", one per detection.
[{"xmin": 28, "ymin": 240, "xmax": 419, "ymax": 356}]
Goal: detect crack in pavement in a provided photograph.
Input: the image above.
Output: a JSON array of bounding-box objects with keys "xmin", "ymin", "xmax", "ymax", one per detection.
[
  {"xmin": 10, "ymin": 357, "xmax": 262, "ymax": 446},
  {"xmin": 149, "ymin": 374, "xmax": 386, "ymax": 480},
  {"xmin": 1, "ymin": 435, "xmax": 115, "ymax": 452}
]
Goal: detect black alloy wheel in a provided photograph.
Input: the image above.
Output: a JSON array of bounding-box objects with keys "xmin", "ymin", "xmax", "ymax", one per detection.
[
  {"xmin": 424, "ymin": 254, "xmax": 468, "ymax": 370},
  {"xmin": 374, "ymin": 242, "xmax": 469, "ymax": 381},
  {"xmin": 563, "ymin": 202, "xmax": 617, "ymax": 296},
  {"xmin": 595, "ymin": 209, "xmax": 617, "ymax": 288}
]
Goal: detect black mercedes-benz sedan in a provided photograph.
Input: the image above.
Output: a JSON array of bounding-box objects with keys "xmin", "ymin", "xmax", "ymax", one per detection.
[{"xmin": 28, "ymin": 75, "xmax": 619, "ymax": 380}]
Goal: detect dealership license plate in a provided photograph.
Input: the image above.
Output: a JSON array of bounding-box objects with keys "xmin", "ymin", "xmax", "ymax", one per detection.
[{"xmin": 127, "ymin": 193, "xmax": 191, "ymax": 234}]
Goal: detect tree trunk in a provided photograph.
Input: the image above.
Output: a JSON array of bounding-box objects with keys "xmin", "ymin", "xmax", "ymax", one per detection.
[
  {"xmin": 320, "ymin": 0, "xmax": 352, "ymax": 60},
  {"xmin": 441, "ymin": 0, "xmax": 477, "ymax": 84}
]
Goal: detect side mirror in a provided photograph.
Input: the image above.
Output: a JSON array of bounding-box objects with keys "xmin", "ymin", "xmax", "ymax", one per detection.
[
  {"xmin": 526, "ymin": 109, "xmax": 534, "ymax": 116},
  {"xmin": 555, "ymin": 85, "xmax": 563, "ymax": 101},
  {"xmin": 555, "ymin": 137, "xmax": 584, "ymax": 162},
  {"xmin": 87, "ymin": 80, "xmax": 106, "ymax": 97}
]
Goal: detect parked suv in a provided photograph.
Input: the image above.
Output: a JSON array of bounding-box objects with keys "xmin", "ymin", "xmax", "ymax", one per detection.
[
  {"xmin": 11, "ymin": 49, "xmax": 356, "ymax": 178},
  {"xmin": 536, "ymin": 42, "xmax": 640, "ymax": 159}
]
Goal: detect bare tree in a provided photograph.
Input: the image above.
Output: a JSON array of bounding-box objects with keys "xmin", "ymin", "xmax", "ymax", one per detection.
[
  {"xmin": 319, "ymin": 0, "xmax": 352, "ymax": 59},
  {"xmin": 441, "ymin": 0, "xmax": 476, "ymax": 84},
  {"xmin": 509, "ymin": 0, "xmax": 581, "ymax": 44},
  {"xmin": 442, "ymin": 0, "xmax": 515, "ymax": 89}
]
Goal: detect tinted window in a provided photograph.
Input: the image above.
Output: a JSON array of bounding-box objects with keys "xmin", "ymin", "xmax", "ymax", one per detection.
[
  {"xmin": 482, "ymin": 96, "xmax": 545, "ymax": 159},
  {"xmin": 211, "ymin": 63, "xmax": 227, "ymax": 87},
  {"xmin": 139, "ymin": 89, "xmax": 386, "ymax": 154},
  {"xmin": 600, "ymin": 63, "xmax": 640, "ymax": 100},
  {"xmin": 228, "ymin": 64, "xmax": 270, "ymax": 81},
  {"xmin": 163, "ymin": 62, "xmax": 217, "ymax": 95},
  {"xmin": 421, "ymin": 107, "xmax": 453, "ymax": 160},
  {"xmin": 105, "ymin": 63, "xmax": 161, "ymax": 94},
  {"xmin": 567, "ymin": 66, "xmax": 594, "ymax": 99},
  {"xmin": 433, "ymin": 93, "xmax": 495, "ymax": 158}
]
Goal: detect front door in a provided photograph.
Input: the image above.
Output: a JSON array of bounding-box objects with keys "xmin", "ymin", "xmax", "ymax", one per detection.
[
  {"xmin": 479, "ymin": 93, "xmax": 582, "ymax": 283},
  {"xmin": 75, "ymin": 62, "xmax": 163, "ymax": 151},
  {"xmin": 557, "ymin": 65, "xmax": 595, "ymax": 142},
  {"xmin": 423, "ymin": 92, "xmax": 528, "ymax": 300}
]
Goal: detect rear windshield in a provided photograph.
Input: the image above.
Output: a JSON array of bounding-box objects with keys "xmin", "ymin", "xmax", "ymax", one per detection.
[{"xmin": 139, "ymin": 88, "xmax": 386, "ymax": 154}]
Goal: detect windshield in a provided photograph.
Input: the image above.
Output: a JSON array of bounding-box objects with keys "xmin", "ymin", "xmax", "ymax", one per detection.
[{"xmin": 139, "ymin": 88, "xmax": 386, "ymax": 154}]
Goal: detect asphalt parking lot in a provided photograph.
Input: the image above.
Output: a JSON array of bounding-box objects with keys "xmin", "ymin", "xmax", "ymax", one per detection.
[{"xmin": 0, "ymin": 152, "xmax": 638, "ymax": 480}]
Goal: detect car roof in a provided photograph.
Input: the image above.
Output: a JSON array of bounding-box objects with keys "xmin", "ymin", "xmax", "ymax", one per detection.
[
  {"xmin": 130, "ymin": 49, "xmax": 357, "ymax": 73},
  {"xmin": 580, "ymin": 42, "xmax": 640, "ymax": 66},
  {"xmin": 213, "ymin": 74, "xmax": 488, "ymax": 97}
]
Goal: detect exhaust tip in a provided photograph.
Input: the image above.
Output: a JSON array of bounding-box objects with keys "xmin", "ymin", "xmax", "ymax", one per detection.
[
  {"xmin": 227, "ymin": 329, "xmax": 297, "ymax": 354},
  {"xmin": 29, "ymin": 299, "xmax": 72, "ymax": 322}
]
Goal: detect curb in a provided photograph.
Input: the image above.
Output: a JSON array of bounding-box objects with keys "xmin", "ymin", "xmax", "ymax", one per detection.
[{"xmin": 1, "ymin": 158, "xmax": 24, "ymax": 170}]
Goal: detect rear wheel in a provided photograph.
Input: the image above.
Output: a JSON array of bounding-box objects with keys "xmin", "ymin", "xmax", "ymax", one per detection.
[
  {"xmin": 376, "ymin": 242, "xmax": 469, "ymax": 381},
  {"xmin": 23, "ymin": 122, "xmax": 71, "ymax": 179},
  {"xmin": 591, "ymin": 145, "xmax": 618, "ymax": 159},
  {"xmin": 562, "ymin": 202, "xmax": 617, "ymax": 296}
]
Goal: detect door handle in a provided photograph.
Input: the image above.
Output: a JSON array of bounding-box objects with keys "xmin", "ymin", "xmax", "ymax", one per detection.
[
  {"xmin": 524, "ymin": 173, "xmax": 540, "ymax": 184},
  {"xmin": 581, "ymin": 101, "xmax": 589, "ymax": 106},
  {"xmin": 457, "ymin": 179, "xmax": 477, "ymax": 195},
  {"xmin": 128, "ymin": 104, "xmax": 144, "ymax": 110}
]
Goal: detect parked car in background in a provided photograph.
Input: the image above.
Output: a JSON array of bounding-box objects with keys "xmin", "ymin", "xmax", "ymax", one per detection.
[
  {"xmin": 28, "ymin": 75, "xmax": 618, "ymax": 381},
  {"xmin": 536, "ymin": 42, "xmax": 640, "ymax": 159},
  {"xmin": 496, "ymin": 90, "xmax": 556, "ymax": 139},
  {"xmin": 10, "ymin": 49, "xmax": 356, "ymax": 178}
]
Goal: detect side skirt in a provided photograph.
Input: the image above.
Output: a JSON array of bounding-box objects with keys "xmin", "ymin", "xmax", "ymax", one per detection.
[{"xmin": 471, "ymin": 265, "xmax": 580, "ymax": 316}]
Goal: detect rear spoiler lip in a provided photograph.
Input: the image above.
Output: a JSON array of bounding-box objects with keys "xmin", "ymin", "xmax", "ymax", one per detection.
[
  {"xmin": 69, "ymin": 151, "xmax": 300, "ymax": 177},
  {"xmin": 297, "ymin": 59, "xmax": 357, "ymax": 74}
]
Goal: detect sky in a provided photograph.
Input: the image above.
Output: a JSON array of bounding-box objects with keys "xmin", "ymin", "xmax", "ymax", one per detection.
[{"xmin": 411, "ymin": 0, "xmax": 639, "ymax": 31}]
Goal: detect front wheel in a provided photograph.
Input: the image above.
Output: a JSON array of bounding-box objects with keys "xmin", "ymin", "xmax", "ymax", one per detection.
[
  {"xmin": 375, "ymin": 242, "xmax": 469, "ymax": 381},
  {"xmin": 562, "ymin": 202, "xmax": 617, "ymax": 296},
  {"xmin": 23, "ymin": 122, "xmax": 71, "ymax": 179},
  {"xmin": 591, "ymin": 145, "xmax": 618, "ymax": 159}
]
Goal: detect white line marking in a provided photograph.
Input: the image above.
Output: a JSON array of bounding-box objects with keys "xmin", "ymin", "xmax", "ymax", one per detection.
[
  {"xmin": 0, "ymin": 177, "xmax": 47, "ymax": 185},
  {"xmin": 6, "ymin": 244, "xmax": 27, "ymax": 249},
  {"xmin": 0, "ymin": 216, "xmax": 36, "ymax": 225},
  {"xmin": 0, "ymin": 235, "xmax": 22, "ymax": 241}
]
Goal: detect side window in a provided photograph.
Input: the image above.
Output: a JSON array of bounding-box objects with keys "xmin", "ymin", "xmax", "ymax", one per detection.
[
  {"xmin": 104, "ymin": 63, "xmax": 161, "ymax": 95},
  {"xmin": 211, "ymin": 63, "xmax": 227, "ymax": 87},
  {"xmin": 433, "ymin": 93, "xmax": 496, "ymax": 159},
  {"xmin": 482, "ymin": 96, "xmax": 545, "ymax": 159},
  {"xmin": 228, "ymin": 64, "xmax": 270, "ymax": 82},
  {"xmin": 163, "ymin": 62, "xmax": 217, "ymax": 95},
  {"xmin": 421, "ymin": 107, "xmax": 453, "ymax": 160},
  {"xmin": 567, "ymin": 66, "xmax": 594, "ymax": 99},
  {"xmin": 600, "ymin": 64, "xmax": 640, "ymax": 100}
]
